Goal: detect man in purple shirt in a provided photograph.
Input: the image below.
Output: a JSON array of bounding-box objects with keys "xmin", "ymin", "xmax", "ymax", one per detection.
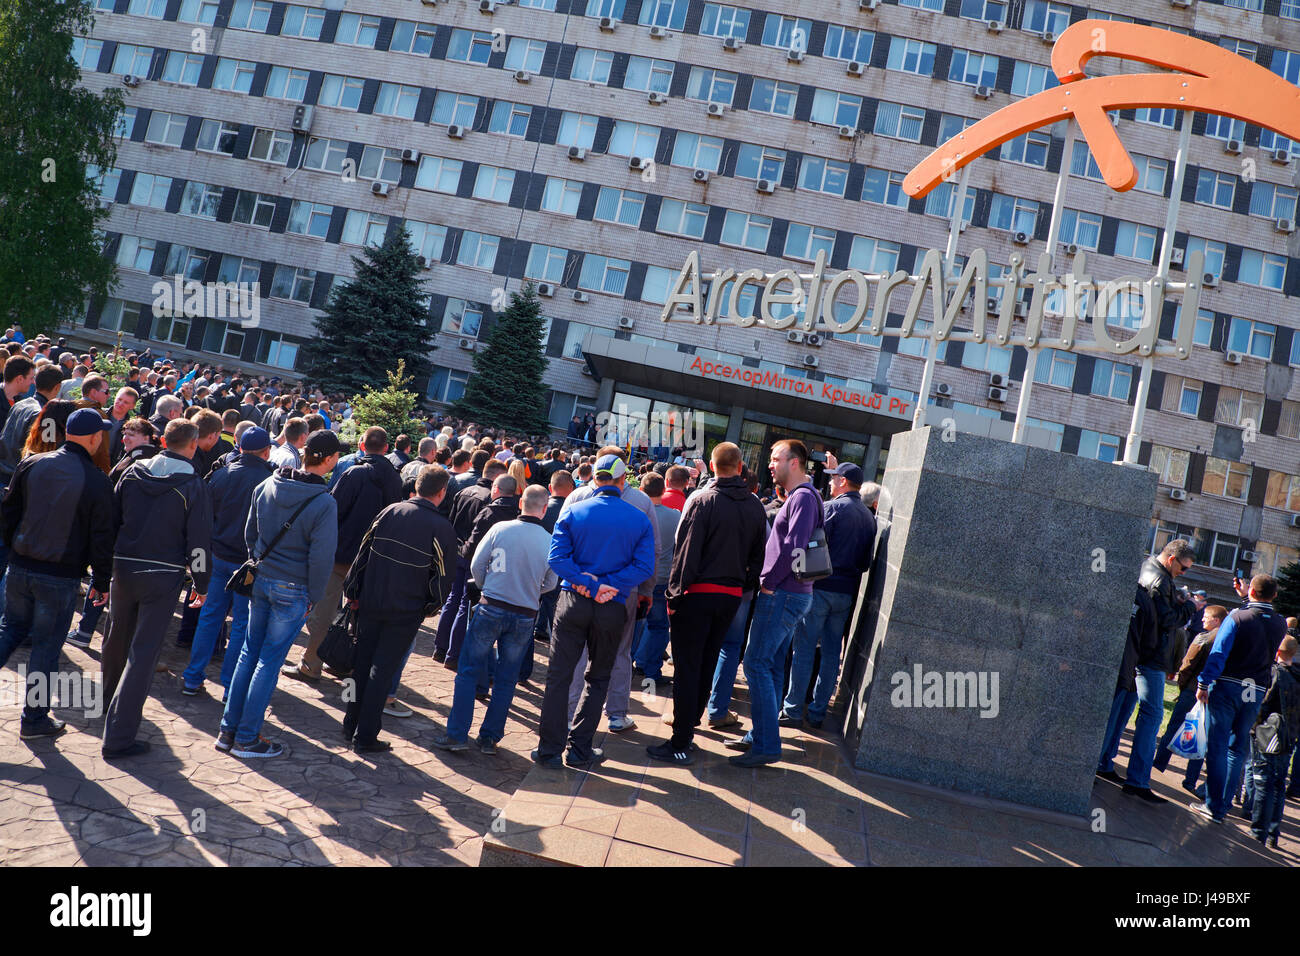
[{"xmin": 728, "ymin": 438, "xmax": 820, "ymax": 767}]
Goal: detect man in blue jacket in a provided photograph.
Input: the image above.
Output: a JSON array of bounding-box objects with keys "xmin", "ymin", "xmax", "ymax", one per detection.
[
  {"xmin": 781, "ymin": 461, "xmax": 876, "ymax": 730},
  {"xmin": 532, "ymin": 454, "xmax": 655, "ymax": 768},
  {"xmin": 1190, "ymin": 573, "xmax": 1288, "ymax": 823},
  {"xmin": 181, "ymin": 427, "xmax": 275, "ymax": 696}
]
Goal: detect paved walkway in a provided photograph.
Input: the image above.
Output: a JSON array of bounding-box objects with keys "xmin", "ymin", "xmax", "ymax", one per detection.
[{"xmin": 0, "ymin": 612, "xmax": 1296, "ymax": 867}]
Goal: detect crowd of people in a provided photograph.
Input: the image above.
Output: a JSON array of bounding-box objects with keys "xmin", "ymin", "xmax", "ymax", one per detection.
[
  {"xmin": 1099, "ymin": 539, "xmax": 1300, "ymax": 848},
  {"xmin": 0, "ymin": 331, "xmax": 881, "ymax": 774}
]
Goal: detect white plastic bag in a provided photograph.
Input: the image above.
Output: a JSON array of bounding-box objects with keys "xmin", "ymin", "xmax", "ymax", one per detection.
[{"xmin": 1167, "ymin": 700, "xmax": 1207, "ymax": 760}]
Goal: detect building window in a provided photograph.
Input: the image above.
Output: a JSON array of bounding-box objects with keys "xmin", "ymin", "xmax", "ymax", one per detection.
[
  {"xmin": 1078, "ymin": 429, "xmax": 1122, "ymax": 463},
  {"xmin": 886, "ymin": 37, "xmax": 936, "ymax": 76},
  {"xmin": 152, "ymin": 314, "xmax": 192, "ymax": 347},
  {"xmin": 281, "ymin": 5, "xmax": 325, "ymax": 39},
  {"xmin": 179, "ymin": 181, "xmax": 223, "ymax": 220},
  {"xmin": 1133, "ymin": 155, "xmax": 1169, "ymax": 194},
  {"xmin": 862, "ymin": 167, "xmax": 908, "ymax": 208},
  {"xmin": 721, "ymin": 211, "xmax": 772, "ymax": 251},
  {"xmin": 578, "ymin": 255, "xmax": 631, "ymax": 295},
  {"xmin": 811, "ymin": 90, "xmax": 862, "ymax": 128},
  {"xmin": 1226, "ymin": 318, "xmax": 1275, "ymax": 360},
  {"xmin": 1011, "ymin": 61, "xmax": 1058, "ymax": 97},
  {"xmin": 211, "ymin": 58, "xmax": 255, "ymax": 93},
  {"xmin": 1033, "ymin": 348, "xmax": 1076, "ymax": 388},
  {"xmin": 257, "ymin": 333, "xmax": 299, "ymax": 370},
  {"xmin": 1059, "ymin": 210, "xmax": 1102, "ymax": 250},
  {"xmin": 784, "ymin": 223, "xmax": 836, "ymax": 262},
  {"xmin": 525, "ymin": 244, "xmax": 568, "ymax": 283},
  {"xmin": 427, "ymin": 367, "xmax": 471, "ymax": 403},
  {"xmin": 735, "ymin": 144, "xmax": 785, "ymax": 181},
  {"xmin": 202, "ymin": 319, "xmax": 248, "ymax": 358},
  {"xmin": 1253, "ymin": 541, "xmax": 1300, "ymax": 576},
  {"xmin": 473, "ymin": 165, "xmax": 515, "ymax": 203},
  {"xmin": 1171, "ymin": 376, "xmax": 1201, "ymax": 416},
  {"xmin": 586, "ymin": 0, "xmax": 627, "ymax": 18},
  {"xmin": 848, "ymin": 236, "xmax": 901, "ymax": 273},
  {"xmin": 162, "ymin": 52, "xmax": 203, "ymax": 85},
  {"xmin": 231, "ymin": 191, "xmax": 276, "ymax": 228},
  {"xmin": 1148, "ymin": 445, "xmax": 1190, "ymax": 488},
  {"xmin": 608, "ymin": 121, "xmax": 659, "ymax": 159},
  {"xmin": 961, "ymin": 341, "xmax": 1013, "ymax": 376},
  {"xmin": 761, "ymin": 14, "xmax": 812, "ymax": 51},
  {"xmin": 163, "ymin": 245, "xmax": 209, "ymax": 280},
  {"xmin": 1208, "ymin": 532, "xmax": 1241, "ymax": 571},
  {"xmin": 1022, "ymin": 0, "xmax": 1070, "ymax": 34},
  {"xmin": 874, "ymin": 102, "xmax": 925, "ymax": 142},
  {"xmin": 1238, "ymin": 250, "xmax": 1287, "ymax": 291},
  {"xmin": 1185, "ymin": 237, "xmax": 1226, "ymax": 281},
  {"xmin": 432, "ymin": 91, "xmax": 479, "ymax": 127},
  {"xmin": 1204, "ymin": 115, "xmax": 1245, "ymax": 142},
  {"xmin": 1264, "ymin": 472, "xmax": 1300, "ymax": 512},
  {"xmin": 924, "ymin": 181, "xmax": 976, "ymax": 222},
  {"xmin": 129, "ymin": 172, "xmax": 172, "ymax": 209},
  {"xmin": 799, "ymin": 157, "xmax": 849, "ymax": 197},
  {"xmin": 336, "ymin": 12, "xmax": 380, "ymax": 48},
  {"xmin": 359, "ymin": 147, "xmax": 403, "ymax": 184},
  {"xmin": 686, "ymin": 67, "xmax": 737, "ymax": 106},
  {"xmin": 374, "ymin": 83, "xmax": 420, "ymax": 119},
  {"xmin": 405, "ymin": 221, "xmax": 448, "ymax": 262},
  {"xmin": 824, "ymin": 26, "xmax": 874, "ymax": 62},
  {"xmin": 489, "ymin": 101, "xmax": 532, "ymax": 136},
  {"xmin": 656, "ymin": 199, "xmax": 709, "ymax": 239},
  {"xmin": 228, "ymin": 0, "xmax": 272, "ymax": 31},
  {"xmin": 1194, "ymin": 169, "xmax": 1236, "ymax": 210},
  {"xmin": 1133, "ymin": 107, "xmax": 1177, "ymax": 128},
  {"xmin": 640, "ymin": 0, "xmax": 687, "ymax": 28},
  {"xmin": 749, "ymin": 79, "xmax": 798, "ymax": 118},
  {"xmin": 949, "ymin": 49, "xmax": 998, "ymax": 87},
  {"xmin": 1091, "ymin": 359, "xmax": 1133, "ymax": 400},
  {"xmin": 195, "ymin": 119, "xmax": 239, "ymax": 155},
  {"xmin": 541, "ymin": 177, "xmax": 583, "ymax": 216},
  {"xmin": 270, "ymin": 266, "xmax": 316, "ymax": 303},
  {"xmin": 264, "ymin": 65, "xmax": 309, "ymax": 101},
  {"xmin": 640, "ymin": 265, "xmax": 676, "ymax": 305},
  {"xmin": 341, "ymin": 210, "xmax": 389, "ymax": 247},
  {"xmin": 457, "ymin": 232, "xmax": 500, "ymax": 271},
  {"xmin": 447, "ymin": 29, "xmax": 494, "ymax": 65},
  {"xmin": 960, "ymin": 0, "xmax": 1007, "ymax": 22},
  {"xmin": 1113, "ymin": 221, "xmax": 1158, "ymax": 263},
  {"xmin": 218, "ymin": 255, "xmax": 261, "ymax": 285},
  {"xmin": 1000, "ymin": 131, "xmax": 1051, "ymax": 168},
  {"xmin": 899, "ymin": 0, "xmax": 944, "ymax": 9},
  {"xmin": 115, "ymin": 236, "xmax": 157, "ymax": 272},
  {"xmin": 557, "ymin": 111, "xmax": 599, "ymax": 150},
  {"xmin": 988, "ymin": 194, "xmax": 1039, "ymax": 234},
  {"xmin": 178, "ymin": 0, "xmax": 221, "ymax": 24},
  {"xmin": 112, "ymin": 44, "xmax": 154, "ymax": 77},
  {"xmin": 594, "ymin": 186, "xmax": 646, "ymax": 226},
  {"xmin": 286, "ymin": 200, "xmax": 333, "ymax": 238},
  {"xmin": 71, "ymin": 37, "xmax": 103, "ymax": 71},
  {"xmin": 1249, "ymin": 182, "xmax": 1299, "ymax": 222},
  {"xmin": 505, "ymin": 38, "xmax": 547, "ymax": 74},
  {"xmin": 623, "ymin": 56, "xmax": 673, "ymax": 95},
  {"xmin": 318, "ymin": 74, "xmax": 364, "ymax": 110},
  {"xmin": 414, "ymin": 155, "xmax": 463, "ymax": 193},
  {"xmin": 672, "ymin": 132, "xmax": 723, "ymax": 173},
  {"xmin": 1214, "ymin": 386, "xmax": 1263, "ymax": 428},
  {"xmin": 88, "ymin": 164, "xmax": 121, "ymax": 203},
  {"xmin": 700, "ymin": 4, "xmax": 750, "ymax": 38},
  {"xmin": 570, "ymin": 48, "xmax": 614, "ymax": 84},
  {"xmin": 390, "ymin": 20, "xmax": 437, "ymax": 56}
]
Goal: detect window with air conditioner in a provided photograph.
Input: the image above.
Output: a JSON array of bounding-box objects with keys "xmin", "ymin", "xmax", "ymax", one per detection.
[
  {"xmin": 359, "ymin": 147, "xmax": 404, "ymax": 184},
  {"xmin": 671, "ymin": 133, "xmax": 724, "ymax": 173},
  {"xmin": 811, "ymin": 89, "xmax": 862, "ymax": 127},
  {"xmin": 1022, "ymin": 0, "xmax": 1069, "ymax": 34},
  {"xmin": 988, "ymin": 194, "xmax": 1040, "ymax": 234},
  {"xmin": 735, "ymin": 143, "xmax": 786, "ymax": 181},
  {"xmin": 1227, "ymin": 317, "xmax": 1276, "ymax": 360},
  {"xmin": 112, "ymin": 44, "xmax": 153, "ymax": 78},
  {"xmin": 1148, "ymin": 445, "xmax": 1190, "ymax": 488},
  {"xmin": 761, "ymin": 14, "xmax": 811, "ymax": 50},
  {"xmin": 686, "ymin": 67, "xmax": 737, "ymax": 106},
  {"xmin": 959, "ymin": 0, "xmax": 1007, "ymax": 21},
  {"xmin": 432, "ymin": 91, "xmax": 479, "ymax": 127},
  {"xmin": 1249, "ymin": 182, "xmax": 1299, "ymax": 221},
  {"xmin": 1185, "ymin": 237, "xmax": 1226, "ymax": 282},
  {"xmin": 640, "ymin": 0, "xmax": 687, "ymax": 28},
  {"xmin": 608, "ymin": 120, "xmax": 660, "ymax": 158},
  {"xmin": 824, "ymin": 26, "xmax": 875, "ymax": 62},
  {"xmin": 557, "ymin": 112, "xmax": 599, "ymax": 150},
  {"xmin": 505, "ymin": 38, "xmax": 547, "ymax": 74}
]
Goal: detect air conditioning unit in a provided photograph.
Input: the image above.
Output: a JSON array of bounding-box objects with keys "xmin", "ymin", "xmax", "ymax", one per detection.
[
  {"xmin": 847, "ymin": 61, "xmax": 865, "ymax": 76},
  {"xmin": 122, "ymin": 74, "xmax": 141, "ymax": 88},
  {"xmin": 1170, "ymin": 247, "xmax": 1185, "ymax": 266},
  {"xmin": 1062, "ymin": 242, "xmax": 1080, "ymax": 256},
  {"xmin": 568, "ymin": 146, "xmax": 587, "ymax": 161},
  {"xmin": 707, "ymin": 102, "xmax": 727, "ymax": 117},
  {"xmin": 1203, "ymin": 272, "xmax": 1219, "ymax": 287},
  {"xmin": 786, "ymin": 330, "xmax": 805, "ymax": 344},
  {"xmin": 1169, "ymin": 487, "xmax": 1187, "ymax": 500},
  {"xmin": 573, "ymin": 290, "xmax": 590, "ymax": 303},
  {"xmin": 581, "ymin": 365, "xmax": 594, "ymax": 376},
  {"xmin": 458, "ymin": 337, "xmax": 476, "ymax": 350},
  {"xmin": 647, "ymin": 91, "xmax": 667, "ymax": 105},
  {"xmin": 986, "ymin": 296, "xmax": 1000, "ymax": 314},
  {"xmin": 1170, "ymin": 0, "xmax": 1191, "ymax": 6},
  {"xmin": 649, "ymin": 25, "xmax": 667, "ymax": 38},
  {"xmin": 628, "ymin": 156, "xmax": 647, "ymax": 170},
  {"xmin": 988, "ymin": 386, "xmax": 1008, "ymax": 402},
  {"xmin": 420, "ymin": 0, "xmax": 436, "ymax": 5},
  {"xmin": 617, "ymin": 315, "xmax": 635, "ymax": 329},
  {"xmin": 537, "ymin": 283, "xmax": 555, "ymax": 297},
  {"xmin": 599, "ymin": 16, "xmax": 617, "ymax": 31},
  {"xmin": 1011, "ymin": 230, "xmax": 1030, "ymax": 245},
  {"xmin": 974, "ymin": 85, "xmax": 992, "ymax": 99},
  {"xmin": 935, "ymin": 382, "xmax": 952, "ymax": 396},
  {"xmin": 986, "ymin": 20, "xmax": 1004, "ymax": 32},
  {"xmin": 400, "ymin": 148, "xmax": 420, "ymax": 164},
  {"xmin": 989, "ymin": 372, "xmax": 1008, "ymax": 388},
  {"xmin": 479, "ymin": 0, "xmax": 495, "ymax": 12},
  {"xmin": 415, "ymin": 255, "xmax": 429, "ymax": 269},
  {"xmin": 756, "ymin": 178, "xmax": 776, "ymax": 194},
  {"xmin": 1039, "ymin": 30, "xmax": 1058, "ymax": 43},
  {"xmin": 803, "ymin": 354, "xmax": 819, "ymax": 367},
  {"xmin": 1225, "ymin": 349, "xmax": 1244, "ymax": 364},
  {"xmin": 692, "ymin": 168, "xmax": 710, "ymax": 183},
  {"xmin": 447, "ymin": 124, "xmax": 465, "ymax": 139},
  {"xmin": 838, "ymin": 125, "xmax": 855, "ymax": 139},
  {"xmin": 1290, "ymin": 513, "xmax": 1300, "ymax": 528},
  {"xmin": 1277, "ymin": 218, "xmax": 1296, "ymax": 234},
  {"xmin": 787, "ymin": 49, "xmax": 805, "ymax": 63},
  {"xmin": 1241, "ymin": 550, "xmax": 1259, "ymax": 563},
  {"xmin": 514, "ymin": 70, "xmax": 532, "ymax": 83},
  {"xmin": 806, "ymin": 334, "xmax": 822, "ymax": 347},
  {"xmin": 1273, "ymin": 149, "xmax": 1292, "ymax": 165},
  {"xmin": 860, "ymin": 0, "xmax": 879, "ymax": 8},
  {"xmin": 292, "ymin": 104, "xmax": 314, "ymax": 132},
  {"xmin": 1110, "ymin": 112, "xmax": 1121, "ymax": 127},
  {"xmin": 1014, "ymin": 300, "xmax": 1028, "ymax": 319},
  {"xmin": 722, "ymin": 37, "xmax": 742, "ymax": 51},
  {"xmin": 371, "ymin": 181, "xmax": 391, "ymax": 197},
  {"xmin": 1224, "ymin": 139, "xmax": 1243, "ymax": 155}
]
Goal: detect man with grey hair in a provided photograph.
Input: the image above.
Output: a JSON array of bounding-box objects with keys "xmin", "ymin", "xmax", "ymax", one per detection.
[
  {"xmin": 401, "ymin": 437, "xmax": 438, "ymax": 482},
  {"xmin": 435, "ymin": 483, "xmax": 556, "ymax": 754},
  {"xmin": 859, "ymin": 482, "xmax": 882, "ymax": 512},
  {"xmin": 149, "ymin": 393, "xmax": 183, "ymax": 437}
]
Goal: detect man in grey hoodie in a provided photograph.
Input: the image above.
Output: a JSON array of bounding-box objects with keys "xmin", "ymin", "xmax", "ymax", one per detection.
[{"xmin": 219, "ymin": 430, "xmax": 340, "ymax": 759}]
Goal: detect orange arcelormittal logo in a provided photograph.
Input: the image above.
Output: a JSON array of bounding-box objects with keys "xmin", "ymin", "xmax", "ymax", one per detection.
[{"xmin": 904, "ymin": 20, "xmax": 1300, "ymax": 197}]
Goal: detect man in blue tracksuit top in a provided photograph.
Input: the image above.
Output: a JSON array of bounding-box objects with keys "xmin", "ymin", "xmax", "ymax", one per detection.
[
  {"xmin": 1191, "ymin": 573, "xmax": 1288, "ymax": 823},
  {"xmin": 533, "ymin": 454, "xmax": 654, "ymax": 768}
]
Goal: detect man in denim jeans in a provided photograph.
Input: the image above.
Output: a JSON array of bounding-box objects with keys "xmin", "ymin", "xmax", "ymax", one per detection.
[
  {"xmin": 728, "ymin": 439, "xmax": 820, "ymax": 768},
  {"xmin": 0, "ymin": 411, "xmax": 115, "ymax": 741},
  {"xmin": 436, "ymin": 485, "xmax": 556, "ymax": 754},
  {"xmin": 1190, "ymin": 573, "xmax": 1288, "ymax": 823},
  {"xmin": 219, "ymin": 431, "xmax": 339, "ymax": 759}
]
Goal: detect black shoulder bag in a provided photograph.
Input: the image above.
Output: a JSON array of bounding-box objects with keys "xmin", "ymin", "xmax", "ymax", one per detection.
[{"xmin": 226, "ymin": 496, "xmax": 317, "ymax": 598}]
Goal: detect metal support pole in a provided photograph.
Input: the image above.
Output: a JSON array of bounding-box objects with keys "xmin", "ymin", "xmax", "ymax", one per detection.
[
  {"xmin": 914, "ymin": 166, "xmax": 971, "ymax": 431},
  {"xmin": 1122, "ymin": 111, "xmax": 1193, "ymax": 466}
]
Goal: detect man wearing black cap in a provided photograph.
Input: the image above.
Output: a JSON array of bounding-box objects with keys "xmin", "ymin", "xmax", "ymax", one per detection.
[
  {"xmin": 101, "ymin": 419, "xmax": 213, "ymax": 758},
  {"xmin": 780, "ymin": 459, "xmax": 876, "ymax": 729},
  {"xmin": 0, "ymin": 408, "xmax": 115, "ymax": 741},
  {"xmin": 182, "ymin": 427, "xmax": 276, "ymax": 697}
]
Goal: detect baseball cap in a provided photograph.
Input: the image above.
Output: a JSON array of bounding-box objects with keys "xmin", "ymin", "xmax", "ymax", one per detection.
[
  {"xmin": 305, "ymin": 430, "xmax": 343, "ymax": 457},
  {"xmin": 66, "ymin": 408, "xmax": 111, "ymax": 436},
  {"xmin": 1193, "ymin": 589, "xmax": 1208, "ymax": 597},
  {"xmin": 239, "ymin": 426, "xmax": 271, "ymax": 452},
  {"xmin": 595, "ymin": 454, "xmax": 627, "ymax": 480},
  {"xmin": 827, "ymin": 462, "xmax": 864, "ymax": 485}
]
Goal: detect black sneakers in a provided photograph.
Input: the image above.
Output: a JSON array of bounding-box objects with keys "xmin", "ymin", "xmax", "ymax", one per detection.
[
  {"xmin": 231, "ymin": 737, "xmax": 284, "ymax": 759},
  {"xmin": 215, "ymin": 730, "xmax": 235, "ymax": 753},
  {"xmin": 647, "ymin": 742, "xmax": 694, "ymax": 766},
  {"xmin": 19, "ymin": 717, "xmax": 67, "ymax": 740}
]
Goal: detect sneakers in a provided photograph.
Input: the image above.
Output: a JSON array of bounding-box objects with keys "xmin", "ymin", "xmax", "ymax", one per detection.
[
  {"xmin": 607, "ymin": 716, "xmax": 637, "ymax": 733},
  {"xmin": 530, "ymin": 748, "xmax": 563, "ymax": 769},
  {"xmin": 565, "ymin": 747, "xmax": 605, "ymax": 768},
  {"xmin": 432, "ymin": 649, "xmax": 447, "ymax": 663},
  {"xmin": 433, "ymin": 735, "xmax": 469, "ymax": 752},
  {"xmin": 19, "ymin": 717, "xmax": 67, "ymax": 740},
  {"xmin": 1187, "ymin": 800, "xmax": 1223, "ymax": 823},
  {"xmin": 180, "ymin": 679, "xmax": 206, "ymax": 697},
  {"xmin": 215, "ymin": 730, "xmax": 235, "ymax": 753},
  {"xmin": 232, "ymin": 736, "xmax": 284, "ymax": 759},
  {"xmin": 383, "ymin": 700, "xmax": 413, "ymax": 718},
  {"xmin": 65, "ymin": 630, "xmax": 92, "ymax": 649},
  {"xmin": 646, "ymin": 742, "xmax": 694, "ymax": 766},
  {"xmin": 477, "ymin": 736, "xmax": 498, "ymax": 756},
  {"xmin": 1122, "ymin": 784, "xmax": 1167, "ymax": 805},
  {"xmin": 777, "ymin": 712, "xmax": 803, "ymax": 727}
]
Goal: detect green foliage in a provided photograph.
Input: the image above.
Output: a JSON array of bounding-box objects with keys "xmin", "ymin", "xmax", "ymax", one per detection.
[
  {"xmin": 0, "ymin": 0, "xmax": 123, "ymax": 337},
  {"xmin": 297, "ymin": 226, "xmax": 434, "ymax": 396},
  {"xmin": 1275, "ymin": 561, "xmax": 1300, "ymax": 618},
  {"xmin": 339, "ymin": 360, "xmax": 426, "ymax": 448},
  {"xmin": 451, "ymin": 283, "xmax": 551, "ymax": 435},
  {"xmin": 95, "ymin": 333, "xmax": 132, "ymax": 395}
]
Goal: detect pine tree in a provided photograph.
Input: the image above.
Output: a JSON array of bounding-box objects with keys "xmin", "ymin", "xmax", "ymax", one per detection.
[
  {"xmin": 1275, "ymin": 561, "xmax": 1300, "ymax": 617},
  {"xmin": 339, "ymin": 359, "xmax": 426, "ymax": 448},
  {"xmin": 451, "ymin": 283, "xmax": 551, "ymax": 435},
  {"xmin": 0, "ymin": 0, "xmax": 123, "ymax": 337},
  {"xmin": 298, "ymin": 225, "xmax": 434, "ymax": 396}
]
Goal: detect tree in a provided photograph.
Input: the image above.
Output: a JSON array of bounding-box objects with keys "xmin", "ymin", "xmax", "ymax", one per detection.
[
  {"xmin": 298, "ymin": 225, "xmax": 434, "ymax": 396},
  {"xmin": 0, "ymin": 0, "xmax": 123, "ymax": 337},
  {"xmin": 338, "ymin": 360, "xmax": 427, "ymax": 449},
  {"xmin": 1275, "ymin": 561, "xmax": 1300, "ymax": 618},
  {"xmin": 452, "ymin": 283, "xmax": 551, "ymax": 435}
]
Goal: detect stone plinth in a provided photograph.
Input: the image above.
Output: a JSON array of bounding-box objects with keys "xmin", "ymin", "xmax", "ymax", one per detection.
[{"xmin": 840, "ymin": 427, "xmax": 1157, "ymax": 816}]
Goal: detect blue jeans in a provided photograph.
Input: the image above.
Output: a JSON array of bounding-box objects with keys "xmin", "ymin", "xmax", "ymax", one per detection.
[
  {"xmin": 632, "ymin": 584, "xmax": 670, "ymax": 679},
  {"xmin": 1250, "ymin": 749, "xmax": 1289, "ymax": 839},
  {"xmin": 707, "ymin": 593, "xmax": 751, "ymax": 722},
  {"xmin": 1203, "ymin": 678, "xmax": 1262, "ymax": 819},
  {"xmin": 782, "ymin": 589, "xmax": 854, "ymax": 723},
  {"xmin": 220, "ymin": 576, "xmax": 309, "ymax": 745},
  {"xmin": 743, "ymin": 589, "xmax": 812, "ymax": 756},
  {"xmin": 1097, "ymin": 685, "xmax": 1138, "ymax": 774},
  {"xmin": 434, "ymin": 564, "xmax": 471, "ymax": 662},
  {"xmin": 0, "ymin": 566, "xmax": 80, "ymax": 725},
  {"xmin": 445, "ymin": 603, "xmax": 534, "ymax": 742},
  {"xmin": 183, "ymin": 556, "xmax": 249, "ymax": 690},
  {"xmin": 1125, "ymin": 665, "xmax": 1166, "ymax": 789},
  {"xmin": 73, "ymin": 589, "xmax": 105, "ymax": 639}
]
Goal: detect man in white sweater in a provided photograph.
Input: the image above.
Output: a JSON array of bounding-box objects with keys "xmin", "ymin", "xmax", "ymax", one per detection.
[{"xmin": 434, "ymin": 484, "xmax": 557, "ymax": 754}]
